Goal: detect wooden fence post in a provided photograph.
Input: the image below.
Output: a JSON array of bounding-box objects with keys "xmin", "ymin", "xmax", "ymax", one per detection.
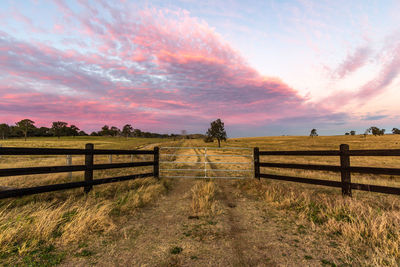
[
  {"xmin": 66, "ymin": 155, "xmax": 72, "ymax": 179},
  {"xmin": 254, "ymin": 147, "xmax": 260, "ymax": 180},
  {"xmin": 153, "ymin": 147, "xmax": 159, "ymax": 179},
  {"xmin": 84, "ymin": 143, "xmax": 94, "ymax": 193},
  {"xmin": 340, "ymin": 144, "xmax": 352, "ymax": 196}
]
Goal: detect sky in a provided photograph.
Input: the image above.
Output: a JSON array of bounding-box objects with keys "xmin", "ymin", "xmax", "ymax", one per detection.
[{"xmin": 1, "ymin": 0, "xmax": 400, "ymax": 137}]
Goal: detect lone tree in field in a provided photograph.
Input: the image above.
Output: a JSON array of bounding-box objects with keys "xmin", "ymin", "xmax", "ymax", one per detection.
[
  {"xmin": 51, "ymin": 121, "xmax": 68, "ymax": 139},
  {"xmin": 350, "ymin": 130, "xmax": 356, "ymax": 135},
  {"xmin": 310, "ymin": 128, "xmax": 318, "ymax": 137},
  {"xmin": 122, "ymin": 124, "xmax": 133, "ymax": 139},
  {"xmin": 16, "ymin": 119, "xmax": 35, "ymax": 141},
  {"xmin": 206, "ymin": 119, "xmax": 227, "ymax": 147},
  {"xmin": 393, "ymin": 128, "xmax": 400, "ymax": 134}
]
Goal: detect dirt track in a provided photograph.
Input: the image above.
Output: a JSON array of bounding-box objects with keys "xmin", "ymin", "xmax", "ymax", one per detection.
[{"xmin": 65, "ymin": 141, "xmax": 333, "ymax": 266}]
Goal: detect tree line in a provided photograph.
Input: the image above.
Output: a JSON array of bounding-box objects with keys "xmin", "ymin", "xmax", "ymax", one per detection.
[
  {"xmin": 309, "ymin": 126, "xmax": 400, "ymax": 137},
  {"xmin": 0, "ymin": 119, "xmax": 179, "ymax": 140},
  {"xmin": 362, "ymin": 127, "xmax": 400, "ymax": 136}
]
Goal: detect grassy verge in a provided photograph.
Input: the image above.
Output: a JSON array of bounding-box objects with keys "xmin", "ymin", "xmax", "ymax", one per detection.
[
  {"xmin": 0, "ymin": 177, "xmax": 170, "ymax": 265},
  {"xmin": 0, "ymin": 137, "xmax": 173, "ymax": 265},
  {"xmin": 237, "ymin": 179, "xmax": 400, "ymax": 266}
]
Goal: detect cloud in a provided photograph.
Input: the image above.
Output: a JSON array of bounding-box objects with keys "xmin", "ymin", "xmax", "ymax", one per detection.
[
  {"xmin": 321, "ymin": 41, "xmax": 400, "ymax": 111},
  {"xmin": 362, "ymin": 114, "xmax": 388, "ymax": 121},
  {"xmin": 0, "ymin": 2, "xmax": 339, "ymax": 134},
  {"xmin": 334, "ymin": 46, "xmax": 372, "ymax": 79},
  {"xmin": 355, "ymin": 43, "xmax": 400, "ymax": 100}
]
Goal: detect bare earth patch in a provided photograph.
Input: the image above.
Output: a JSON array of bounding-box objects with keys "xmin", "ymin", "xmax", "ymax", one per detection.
[{"xmin": 67, "ymin": 145, "xmax": 351, "ymax": 266}]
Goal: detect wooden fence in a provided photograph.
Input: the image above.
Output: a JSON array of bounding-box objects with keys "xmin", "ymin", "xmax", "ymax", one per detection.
[
  {"xmin": 0, "ymin": 144, "xmax": 159, "ymax": 199},
  {"xmin": 254, "ymin": 144, "xmax": 400, "ymax": 196}
]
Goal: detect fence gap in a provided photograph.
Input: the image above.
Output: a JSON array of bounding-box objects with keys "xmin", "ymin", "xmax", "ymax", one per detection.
[{"xmin": 108, "ymin": 155, "xmax": 112, "ymax": 164}]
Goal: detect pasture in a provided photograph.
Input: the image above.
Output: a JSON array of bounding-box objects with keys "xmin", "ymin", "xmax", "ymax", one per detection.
[{"xmin": 0, "ymin": 135, "xmax": 399, "ymax": 266}]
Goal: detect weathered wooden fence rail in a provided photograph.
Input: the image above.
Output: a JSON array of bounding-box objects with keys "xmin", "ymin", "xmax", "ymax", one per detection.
[
  {"xmin": 254, "ymin": 144, "xmax": 400, "ymax": 196},
  {"xmin": 0, "ymin": 143, "xmax": 159, "ymax": 199}
]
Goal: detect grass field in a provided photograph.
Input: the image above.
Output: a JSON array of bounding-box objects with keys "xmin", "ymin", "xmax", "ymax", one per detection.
[
  {"xmin": 0, "ymin": 137, "xmax": 173, "ymax": 265},
  {"xmin": 0, "ymin": 135, "xmax": 399, "ymax": 266},
  {"xmin": 225, "ymin": 135, "xmax": 400, "ymax": 266}
]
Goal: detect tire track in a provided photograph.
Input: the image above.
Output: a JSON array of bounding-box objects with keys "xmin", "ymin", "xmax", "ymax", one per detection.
[{"xmin": 204, "ymin": 149, "xmax": 254, "ymax": 266}]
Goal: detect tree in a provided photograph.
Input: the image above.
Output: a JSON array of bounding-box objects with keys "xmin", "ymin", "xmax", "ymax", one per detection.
[
  {"xmin": 51, "ymin": 121, "xmax": 68, "ymax": 139},
  {"xmin": 9, "ymin": 126, "xmax": 23, "ymax": 138},
  {"xmin": 16, "ymin": 119, "xmax": 35, "ymax": 141},
  {"xmin": 345, "ymin": 132, "xmax": 349, "ymax": 135},
  {"xmin": 0, "ymin": 124, "xmax": 10, "ymax": 140},
  {"xmin": 393, "ymin": 128, "xmax": 400, "ymax": 135},
  {"xmin": 69, "ymin": 125, "xmax": 80, "ymax": 138},
  {"xmin": 350, "ymin": 130, "xmax": 356, "ymax": 136},
  {"xmin": 35, "ymin": 127, "xmax": 51, "ymax": 137},
  {"xmin": 133, "ymin": 129, "xmax": 142, "ymax": 137},
  {"xmin": 206, "ymin": 119, "xmax": 227, "ymax": 147},
  {"xmin": 110, "ymin": 126, "xmax": 120, "ymax": 137},
  {"xmin": 78, "ymin": 130, "xmax": 88, "ymax": 136},
  {"xmin": 310, "ymin": 128, "xmax": 318, "ymax": 137},
  {"xmin": 370, "ymin": 126, "xmax": 385, "ymax": 136},
  {"xmin": 122, "ymin": 124, "xmax": 133, "ymax": 139},
  {"xmin": 98, "ymin": 125, "xmax": 110, "ymax": 136}
]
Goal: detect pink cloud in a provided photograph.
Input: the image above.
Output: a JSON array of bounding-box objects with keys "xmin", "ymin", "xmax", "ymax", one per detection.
[
  {"xmin": 321, "ymin": 42, "xmax": 400, "ymax": 110},
  {"xmin": 334, "ymin": 46, "xmax": 372, "ymax": 78},
  {"xmin": 355, "ymin": 44, "xmax": 400, "ymax": 99},
  {"xmin": 0, "ymin": 4, "xmax": 342, "ymax": 134}
]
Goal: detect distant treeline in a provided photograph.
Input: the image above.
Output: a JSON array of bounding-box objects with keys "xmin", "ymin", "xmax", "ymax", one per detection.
[{"xmin": 0, "ymin": 119, "xmax": 204, "ymax": 140}]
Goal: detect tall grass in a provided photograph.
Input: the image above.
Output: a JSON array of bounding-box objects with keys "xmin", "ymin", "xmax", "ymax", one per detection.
[
  {"xmin": 238, "ymin": 179, "xmax": 400, "ymax": 265},
  {"xmin": 0, "ymin": 137, "xmax": 171, "ymax": 265},
  {"xmin": 191, "ymin": 181, "xmax": 218, "ymax": 216},
  {"xmin": 185, "ymin": 135, "xmax": 400, "ymax": 265}
]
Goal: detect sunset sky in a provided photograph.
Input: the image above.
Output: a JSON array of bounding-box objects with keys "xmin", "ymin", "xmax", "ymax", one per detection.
[{"xmin": 1, "ymin": 0, "xmax": 400, "ymax": 136}]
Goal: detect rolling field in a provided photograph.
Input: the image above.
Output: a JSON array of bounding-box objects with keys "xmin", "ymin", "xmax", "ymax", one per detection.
[{"xmin": 0, "ymin": 135, "xmax": 399, "ymax": 266}]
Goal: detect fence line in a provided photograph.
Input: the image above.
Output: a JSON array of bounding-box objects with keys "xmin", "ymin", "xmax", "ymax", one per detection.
[
  {"xmin": 254, "ymin": 144, "xmax": 400, "ymax": 196},
  {"xmin": 0, "ymin": 144, "xmax": 159, "ymax": 199}
]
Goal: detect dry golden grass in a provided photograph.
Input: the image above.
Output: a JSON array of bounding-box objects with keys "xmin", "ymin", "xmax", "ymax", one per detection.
[
  {"xmin": 0, "ymin": 137, "xmax": 172, "ymax": 265},
  {"xmin": 2, "ymin": 135, "xmax": 400, "ymax": 265},
  {"xmin": 184, "ymin": 136, "xmax": 400, "ymax": 265},
  {"xmin": 237, "ymin": 178, "xmax": 400, "ymax": 265},
  {"xmin": 191, "ymin": 180, "xmax": 219, "ymax": 216},
  {"xmin": 0, "ymin": 177, "xmax": 170, "ymax": 265}
]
